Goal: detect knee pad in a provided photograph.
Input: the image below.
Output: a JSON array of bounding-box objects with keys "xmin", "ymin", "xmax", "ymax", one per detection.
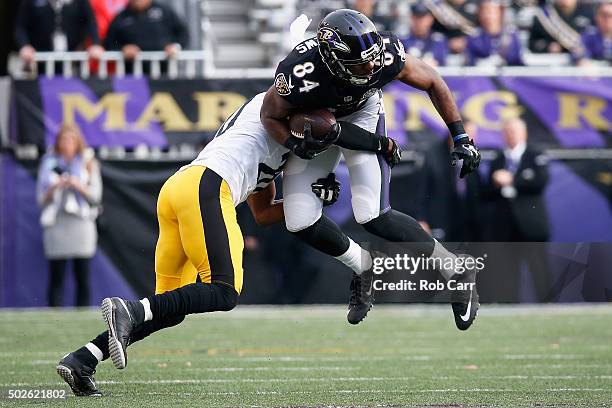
[{"xmin": 283, "ymin": 194, "xmax": 323, "ymax": 232}]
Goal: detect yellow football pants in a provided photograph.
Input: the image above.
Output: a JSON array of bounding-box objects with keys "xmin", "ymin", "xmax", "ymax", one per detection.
[{"xmin": 154, "ymin": 166, "xmax": 243, "ymax": 295}]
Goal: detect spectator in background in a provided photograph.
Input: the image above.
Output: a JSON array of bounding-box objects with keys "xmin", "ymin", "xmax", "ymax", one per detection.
[
  {"xmin": 574, "ymin": 2, "xmax": 612, "ymax": 65},
  {"xmin": 484, "ymin": 118, "xmax": 551, "ymax": 302},
  {"xmin": 529, "ymin": 0, "xmax": 594, "ymax": 55},
  {"xmin": 15, "ymin": 0, "xmax": 103, "ymax": 71},
  {"xmin": 89, "ymin": 0, "xmax": 128, "ymax": 41},
  {"xmin": 104, "ymin": 0, "xmax": 189, "ymax": 73},
  {"xmin": 37, "ymin": 125, "xmax": 102, "ymax": 307},
  {"xmin": 351, "ymin": 0, "xmax": 396, "ymax": 32},
  {"xmin": 466, "ymin": 0, "xmax": 524, "ymax": 66},
  {"xmin": 417, "ymin": 121, "xmax": 483, "ymax": 242},
  {"xmin": 430, "ymin": 0, "xmax": 479, "ymax": 54},
  {"xmin": 401, "ymin": 3, "xmax": 449, "ymax": 67},
  {"xmin": 0, "ymin": 0, "xmax": 20, "ymax": 76}
]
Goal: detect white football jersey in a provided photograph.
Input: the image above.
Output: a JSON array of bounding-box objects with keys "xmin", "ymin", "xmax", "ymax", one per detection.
[{"xmin": 185, "ymin": 92, "xmax": 289, "ymax": 206}]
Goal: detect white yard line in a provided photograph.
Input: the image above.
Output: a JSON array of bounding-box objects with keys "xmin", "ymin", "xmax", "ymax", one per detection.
[{"xmin": 3, "ymin": 376, "xmax": 612, "ymax": 388}]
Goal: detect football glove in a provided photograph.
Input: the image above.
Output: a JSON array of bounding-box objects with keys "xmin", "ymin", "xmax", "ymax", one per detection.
[
  {"xmin": 378, "ymin": 136, "xmax": 402, "ymax": 168},
  {"xmin": 451, "ymin": 136, "xmax": 481, "ymax": 178},
  {"xmin": 311, "ymin": 173, "xmax": 340, "ymax": 206},
  {"xmin": 286, "ymin": 122, "xmax": 341, "ymax": 160}
]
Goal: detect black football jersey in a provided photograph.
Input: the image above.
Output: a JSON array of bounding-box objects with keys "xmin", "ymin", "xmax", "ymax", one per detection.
[{"xmin": 274, "ymin": 33, "xmax": 406, "ymax": 117}]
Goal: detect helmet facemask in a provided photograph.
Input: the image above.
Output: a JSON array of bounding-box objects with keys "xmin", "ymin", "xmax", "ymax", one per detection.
[{"xmin": 318, "ymin": 25, "xmax": 385, "ymax": 87}]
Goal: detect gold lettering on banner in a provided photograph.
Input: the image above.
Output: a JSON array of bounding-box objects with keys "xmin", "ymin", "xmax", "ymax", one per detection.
[
  {"xmin": 135, "ymin": 93, "xmax": 193, "ymax": 130},
  {"xmin": 462, "ymin": 91, "xmax": 522, "ymax": 129},
  {"xmin": 61, "ymin": 93, "xmax": 128, "ymax": 130},
  {"xmin": 193, "ymin": 92, "xmax": 247, "ymax": 131},
  {"xmin": 405, "ymin": 93, "xmax": 444, "ymax": 130},
  {"xmin": 557, "ymin": 93, "xmax": 610, "ymax": 130}
]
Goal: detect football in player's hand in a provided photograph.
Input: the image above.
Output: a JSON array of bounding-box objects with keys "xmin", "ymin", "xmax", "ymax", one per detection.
[{"xmin": 289, "ymin": 109, "xmax": 336, "ymax": 139}]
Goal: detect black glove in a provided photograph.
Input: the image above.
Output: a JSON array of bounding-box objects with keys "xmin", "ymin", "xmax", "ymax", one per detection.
[
  {"xmin": 286, "ymin": 122, "xmax": 341, "ymax": 160},
  {"xmin": 311, "ymin": 173, "xmax": 340, "ymax": 206},
  {"xmin": 378, "ymin": 136, "xmax": 402, "ymax": 168},
  {"xmin": 451, "ymin": 136, "xmax": 481, "ymax": 178}
]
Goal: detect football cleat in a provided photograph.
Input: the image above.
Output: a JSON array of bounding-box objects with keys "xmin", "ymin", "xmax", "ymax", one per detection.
[
  {"xmin": 347, "ymin": 268, "xmax": 375, "ymax": 325},
  {"xmin": 101, "ymin": 297, "xmax": 143, "ymax": 369},
  {"xmin": 450, "ymin": 255, "xmax": 480, "ymax": 331},
  {"xmin": 56, "ymin": 352, "xmax": 102, "ymax": 397}
]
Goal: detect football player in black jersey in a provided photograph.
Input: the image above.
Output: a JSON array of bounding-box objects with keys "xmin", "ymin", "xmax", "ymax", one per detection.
[{"xmin": 261, "ymin": 9, "xmax": 481, "ymax": 330}]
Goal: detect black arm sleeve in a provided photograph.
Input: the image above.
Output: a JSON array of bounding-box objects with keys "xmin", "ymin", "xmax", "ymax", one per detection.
[
  {"xmin": 81, "ymin": 0, "xmax": 100, "ymax": 45},
  {"xmin": 334, "ymin": 121, "xmax": 381, "ymax": 152},
  {"xmin": 103, "ymin": 16, "xmax": 121, "ymax": 50},
  {"xmin": 168, "ymin": 7, "xmax": 189, "ymax": 48},
  {"xmin": 14, "ymin": 1, "xmax": 30, "ymax": 49}
]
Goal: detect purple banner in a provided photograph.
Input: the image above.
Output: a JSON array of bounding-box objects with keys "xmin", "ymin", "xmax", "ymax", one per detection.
[{"xmin": 11, "ymin": 77, "xmax": 612, "ymax": 149}]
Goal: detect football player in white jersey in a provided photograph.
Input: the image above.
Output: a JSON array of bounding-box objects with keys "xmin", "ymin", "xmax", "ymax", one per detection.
[{"xmin": 55, "ymin": 91, "xmax": 394, "ymax": 396}]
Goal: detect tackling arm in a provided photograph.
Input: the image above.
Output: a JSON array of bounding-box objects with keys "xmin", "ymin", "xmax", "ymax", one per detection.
[{"xmin": 246, "ymin": 183, "xmax": 284, "ymax": 227}]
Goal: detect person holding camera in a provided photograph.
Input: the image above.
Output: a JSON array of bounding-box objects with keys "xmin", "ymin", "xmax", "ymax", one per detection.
[{"xmin": 37, "ymin": 124, "xmax": 102, "ymax": 307}]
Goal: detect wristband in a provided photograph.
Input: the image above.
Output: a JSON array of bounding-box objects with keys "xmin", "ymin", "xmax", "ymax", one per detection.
[
  {"xmin": 447, "ymin": 121, "xmax": 466, "ymax": 138},
  {"xmin": 452, "ymin": 133, "xmax": 469, "ymax": 142}
]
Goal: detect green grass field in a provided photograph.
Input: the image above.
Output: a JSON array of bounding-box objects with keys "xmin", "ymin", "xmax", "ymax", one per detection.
[{"xmin": 1, "ymin": 304, "xmax": 611, "ymax": 407}]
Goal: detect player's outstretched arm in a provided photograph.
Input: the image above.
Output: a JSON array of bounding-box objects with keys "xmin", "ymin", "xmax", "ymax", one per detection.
[
  {"xmin": 395, "ymin": 55, "xmax": 462, "ymax": 125},
  {"xmin": 246, "ymin": 183, "xmax": 284, "ymax": 227},
  {"xmin": 396, "ymin": 56, "xmax": 480, "ymax": 177}
]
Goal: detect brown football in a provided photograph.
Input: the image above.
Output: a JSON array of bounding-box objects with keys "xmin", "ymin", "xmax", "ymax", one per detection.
[{"xmin": 288, "ymin": 109, "xmax": 336, "ymax": 139}]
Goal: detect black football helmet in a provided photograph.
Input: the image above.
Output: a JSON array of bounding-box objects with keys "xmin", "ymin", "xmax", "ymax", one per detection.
[{"xmin": 317, "ymin": 9, "xmax": 385, "ymax": 87}]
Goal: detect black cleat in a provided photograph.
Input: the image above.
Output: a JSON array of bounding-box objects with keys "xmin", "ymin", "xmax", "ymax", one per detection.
[
  {"xmin": 101, "ymin": 297, "xmax": 143, "ymax": 369},
  {"xmin": 56, "ymin": 352, "xmax": 102, "ymax": 397},
  {"xmin": 347, "ymin": 269, "xmax": 374, "ymax": 325},
  {"xmin": 450, "ymin": 255, "xmax": 480, "ymax": 331}
]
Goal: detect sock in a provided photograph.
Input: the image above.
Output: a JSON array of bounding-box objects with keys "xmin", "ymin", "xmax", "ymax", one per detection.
[
  {"xmin": 140, "ymin": 298, "xmax": 153, "ymax": 322},
  {"xmin": 130, "ymin": 315, "xmax": 186, "ymax": 345},
  {"xmin": 335, "ymin": 239, "xmax": 372, "ymax": 274},
  {"xmin": 292, "ymin": 215, "xmax": 350, "ymax": 257},
  {"xmin": 431, "ymin": 239, "xmax": 460, "ymax": 280},
  {"xmin": 73, "ymin": 331, "xmax": 109, "ymax": 367},
  {"xmin": 147, "ymin": 282, "xmax": 237, "ymax": 321}
]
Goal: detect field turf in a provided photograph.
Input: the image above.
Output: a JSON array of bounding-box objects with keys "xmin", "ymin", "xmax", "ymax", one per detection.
[{"xmin": 0, "ymin": 304, "xmax": 611, "ymax": 407}]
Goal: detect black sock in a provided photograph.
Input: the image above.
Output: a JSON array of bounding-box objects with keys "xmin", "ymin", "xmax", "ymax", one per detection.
[
  {"xmin": 73, "ymin": 331, "xmax": 109, "ymax": 368},
  {"xmin": 130, "ymin": 315, "xmax": 186, "ymax": 345},
  {"xmin": 363, "ymin": 210, "xmax": 435, "ymax": 255},
  {"xmin": 147, "ymin": 282, "xmax": 237, "ymax": 321},
  {"xmin": 292, "ymin": 215, "xmax": 350, "ymax": 257}
]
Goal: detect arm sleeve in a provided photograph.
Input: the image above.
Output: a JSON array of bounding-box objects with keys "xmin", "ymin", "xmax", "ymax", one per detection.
[
  {"xmin": 81, "ymin": 0, "xmax": 100, "ymax": 45},
  {"xmin": 168, "ymin": 7, "xmax": 189, "ymax": 48},
  {"xmin": 103, "ymin": 16, "xmax": 121, "ymax": 50},
  {"xmin": 15, "ymin": 1, "xmax": 31, "ymax": 49},
  {"xmin": 334, "ymin": 121, "xmax": 381, "ymax": 152}
]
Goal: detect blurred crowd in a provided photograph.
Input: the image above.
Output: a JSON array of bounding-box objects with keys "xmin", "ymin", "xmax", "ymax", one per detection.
[
  {"xmin": 301, "ymin": 0, "xmax": 612, "ymax": 67},
  {"xmin": 1, "ymin": 0, "xmax": 189, "ymax": 75},
  {"xmin": 0, "ymin": 0, "xmax": 610, "ymax": 76}
]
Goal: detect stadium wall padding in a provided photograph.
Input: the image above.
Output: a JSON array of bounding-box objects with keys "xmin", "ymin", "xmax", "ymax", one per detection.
[{"xmin": 1, "ymin": 76, "xmax": 611, "ymax": 307}]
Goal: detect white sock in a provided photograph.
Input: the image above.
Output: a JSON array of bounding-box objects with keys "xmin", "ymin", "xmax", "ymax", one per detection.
[
  {"xmin": 430, "ymin": 239, "xmax": 460, "ymax": 280},
  {"xmin": 85, "ymin": 342, "xmax": 103, "ymax": 363},
  {"xmin": 335, "ymin": 239, "xmax": 372, "ymax": 274},
  {"xmin": 140, "ymin": 298, "xmax": 153, "ymax": 322}
]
